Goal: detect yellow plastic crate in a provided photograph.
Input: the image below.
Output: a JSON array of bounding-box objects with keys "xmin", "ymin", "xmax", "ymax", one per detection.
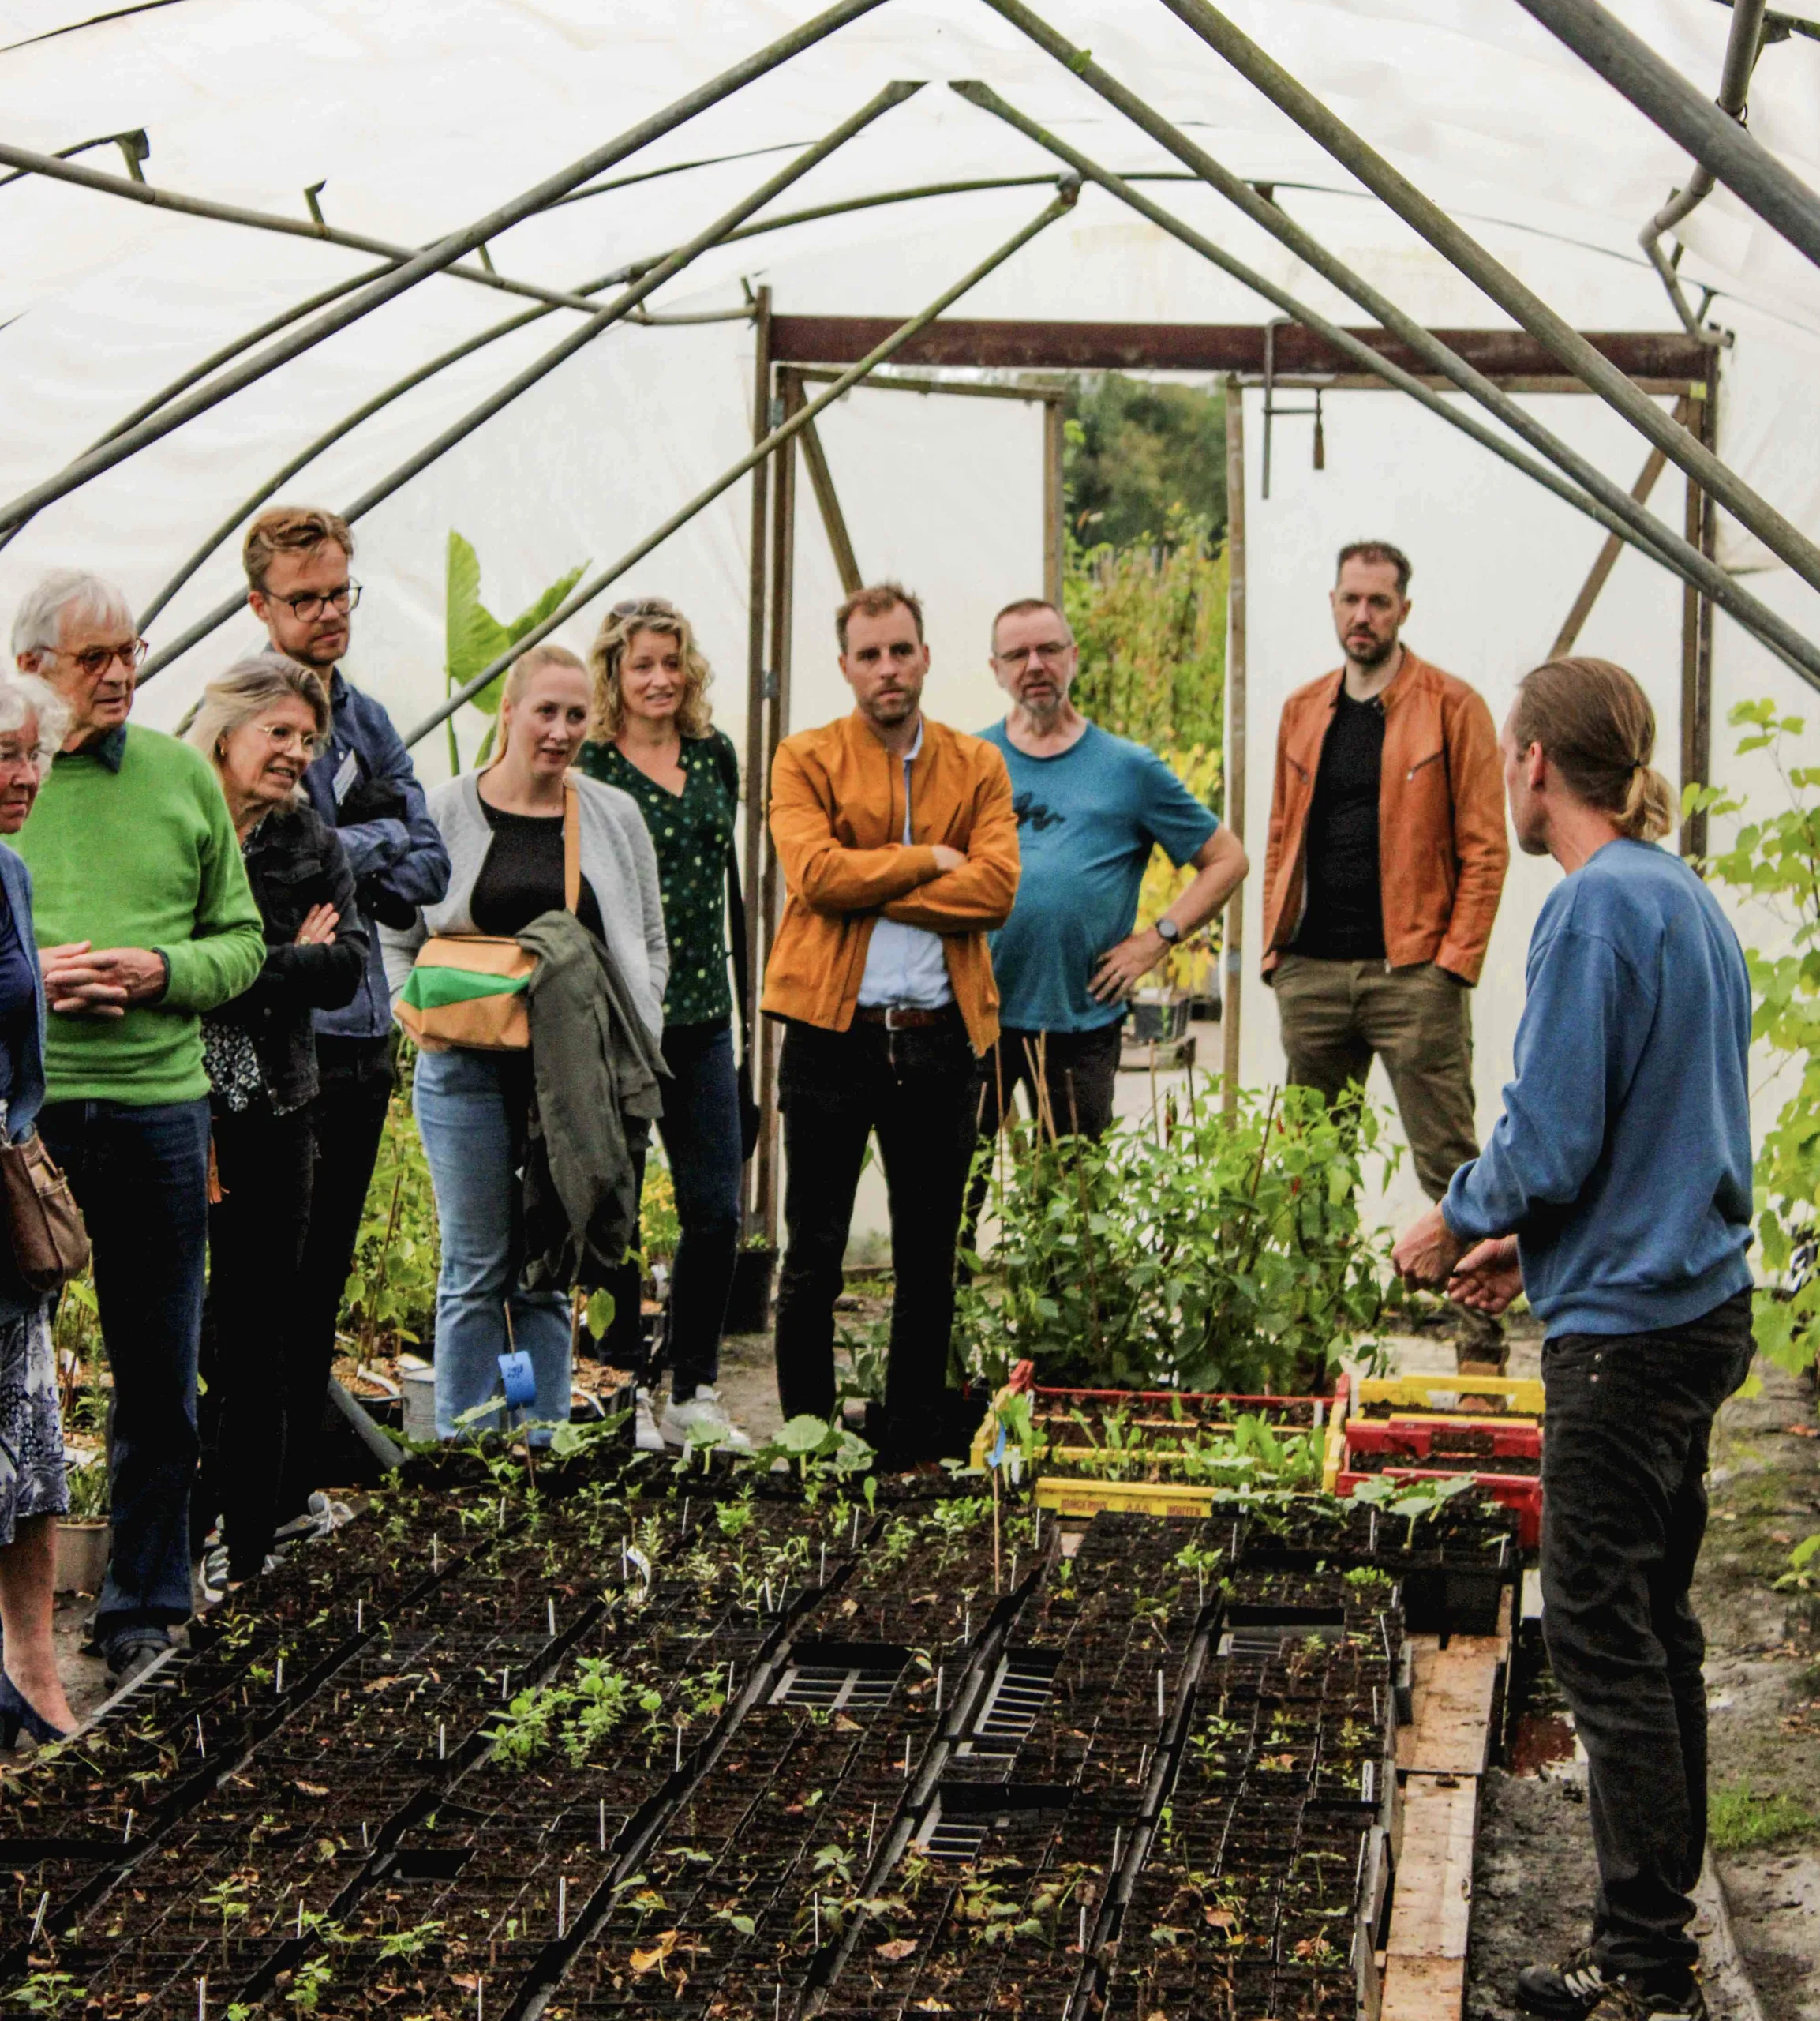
[
  {"xmin": 1353, "ymin": 1374, "xmax": 1544, "ymax": 1417},
  {"xmin": 1033, "ymin": 1475, "xmax": 1222, "ymax": 1520}
]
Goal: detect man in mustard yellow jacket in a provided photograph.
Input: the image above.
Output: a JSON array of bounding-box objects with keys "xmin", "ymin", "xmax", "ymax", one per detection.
[{"xmin": 763, "ymin": 581, "xmax": 1019, "ymax": 1462}]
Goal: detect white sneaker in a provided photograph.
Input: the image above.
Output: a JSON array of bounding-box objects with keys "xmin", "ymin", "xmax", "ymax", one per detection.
[
  {"xmin": 633, "ymin": 1388, "xmax": 667, "ymax": 1453},
  {"xmin": 658, "ymin": 1386, "xmax": 754, "ymax": 1454}
]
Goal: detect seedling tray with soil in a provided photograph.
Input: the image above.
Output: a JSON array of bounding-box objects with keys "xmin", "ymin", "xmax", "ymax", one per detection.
[{"xmin": 6, "ymin": 1442, "xmax": 1471, "ymax": 2019}]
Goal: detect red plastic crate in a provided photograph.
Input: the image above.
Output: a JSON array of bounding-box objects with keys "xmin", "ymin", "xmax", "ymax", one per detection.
[{"xmin": 1336, "ymin": 1413, "xmax": 1542, "ymax": 1549}]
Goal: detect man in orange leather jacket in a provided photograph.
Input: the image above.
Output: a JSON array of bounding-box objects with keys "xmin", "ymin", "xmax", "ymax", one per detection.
[
  {"xmin": 1264, "ymin": 541, "xmax": 1508, "ymax": 1362},
  {"xmin": 763, "ymin": 581, "xmax": 1019, "ymax": 1461}
]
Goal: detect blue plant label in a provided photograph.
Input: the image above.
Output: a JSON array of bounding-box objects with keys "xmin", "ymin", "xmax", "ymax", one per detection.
[{"xmin": 497, "ymin": 1350, "xmax": 536, "ymax": 1409}]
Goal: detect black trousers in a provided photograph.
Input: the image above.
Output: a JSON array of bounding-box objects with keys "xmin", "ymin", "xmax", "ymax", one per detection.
[
  {"xmin": 773, "ymin": 1016, "xmax": 978, "ymax": 1456},
  {"xmin": 283, "ymin": 1035, "xmax": 393, "ymax": 1523},
  {"xmin": 195, "ymin": 1108, "xmax": 316, "ymax": 1579},
  {"xmin": 1540, "ymin": 1288, "xmax": 1754, "ymax": 1981},
  {"xmin": 976, "ymin": 1020, "xmax": 1124, "ymax": 1143}
]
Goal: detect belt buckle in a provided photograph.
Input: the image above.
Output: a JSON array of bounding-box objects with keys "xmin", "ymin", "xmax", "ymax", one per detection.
[{"xmin": 883, "ymin": 1003, "xmax": 908, "ymax": 1031}]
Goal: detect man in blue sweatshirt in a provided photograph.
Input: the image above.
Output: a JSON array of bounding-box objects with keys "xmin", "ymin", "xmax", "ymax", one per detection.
[{"xmin": 1394, "ymin": 658, "xmax": 1754, "ymax": 2021}]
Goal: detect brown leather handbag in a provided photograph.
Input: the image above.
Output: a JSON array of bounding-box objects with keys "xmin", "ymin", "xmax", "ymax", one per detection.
[{"xmin": 0, "ymin": 1127, "xmax": 91, "ymax": 1299}]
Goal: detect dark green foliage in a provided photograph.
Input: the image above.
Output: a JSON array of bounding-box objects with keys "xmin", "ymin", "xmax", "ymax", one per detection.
[{"xmin": 1065, "ymin": 373, "xmax": 1226, "ymax": 551}]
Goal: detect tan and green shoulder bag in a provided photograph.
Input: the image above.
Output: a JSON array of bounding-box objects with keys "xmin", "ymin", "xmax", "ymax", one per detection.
[{"xmin": 396, "ymin": 782, "xmax": 579, "ymax": 1052}]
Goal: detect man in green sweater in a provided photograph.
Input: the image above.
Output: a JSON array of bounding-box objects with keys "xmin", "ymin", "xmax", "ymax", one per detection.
[{"xmin": 12, "ymin": 571, "xmax": 264, "ymax": 1680}]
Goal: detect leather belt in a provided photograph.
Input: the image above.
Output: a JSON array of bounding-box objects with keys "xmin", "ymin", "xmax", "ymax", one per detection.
[{"xmin": 852, "ymin": 1004, "xmax": 960, "ymax": 1030}]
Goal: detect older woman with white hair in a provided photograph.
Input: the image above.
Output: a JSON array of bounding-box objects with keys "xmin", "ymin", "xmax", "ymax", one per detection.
[
  {"xmin": 0, "ymin": 666, "xmax": 80, "ymax": 1747},
  {"xmin": 185, "ymin": 654, "xmax": 367, "ymax": 1589}
]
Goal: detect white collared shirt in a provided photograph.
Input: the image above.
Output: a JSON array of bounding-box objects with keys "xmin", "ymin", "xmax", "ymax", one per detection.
[{"xmin": 856, "ymin": 717, "xmax": 954, "ymax": 1010}]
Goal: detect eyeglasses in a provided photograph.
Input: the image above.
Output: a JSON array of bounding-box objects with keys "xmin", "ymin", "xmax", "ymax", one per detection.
[
  {"xmin": 611, "ymin": 597, "xmax": 678, "ymax": 620},
  {"xmin": 268, "ymin": 582, "xmax": 361, "ymax": 621},
  {"xmin": 994, "ymin": 639, "xmax": 1073, "ymax": 665},
  {"xmin": 251, "ymin": 722, "xmax": 323, "ymax": 756},
  {"xmin": 53, "ymin": 639, "xmax": 148, "ymax": 678}
]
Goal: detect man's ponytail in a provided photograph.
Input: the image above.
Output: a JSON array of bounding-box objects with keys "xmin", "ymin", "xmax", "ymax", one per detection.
[{"xmin": 1512, "ymin": 658, "xmax": 1675, "ymax": 842}]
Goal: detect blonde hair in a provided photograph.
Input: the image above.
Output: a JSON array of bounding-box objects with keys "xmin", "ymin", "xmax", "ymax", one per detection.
[
  {"xmin": 587, "ymin": 600, "xmax": 713, "ymax": 741},
  {"xmin": 185, "ymin": 654, "xmax": 329, "ymax": 783},
  {"xmin": 492, "ymin": 642, "xmax": 590, "ymax": 765},
  {"xmin": 1512, "ymin": 657, "xmax": 1676, "ymax": 842}
]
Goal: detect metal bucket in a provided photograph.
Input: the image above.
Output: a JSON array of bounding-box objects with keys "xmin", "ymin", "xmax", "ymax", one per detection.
[{"xmin": 402, "ymin": 1366, "xmax": 438, "ymax": 1443}]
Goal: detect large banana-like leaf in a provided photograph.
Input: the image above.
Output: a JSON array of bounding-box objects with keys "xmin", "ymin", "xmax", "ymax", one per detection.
[
  {"xmin": 445, "ymin": 530, "xmax": 512, "ymax": 697},
  {"xmin": 505, "ymin": 563, "xmax": 587, "ymax": 647},
  {"xmin": 445, "ymin": 538, "xmax": 587, "ymax": 726}
]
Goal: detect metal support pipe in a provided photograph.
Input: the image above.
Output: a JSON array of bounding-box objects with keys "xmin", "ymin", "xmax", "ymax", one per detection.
[
  {"xmin": 740, "ymin": 287, "xmax": 773, "ymax": 1232},
  {"xmin": 755, "ymin": 369, "xmax": 803, "ymax": 1245},
  {"xmin": 400, "ymin": 182, "xmax": 1080, "ymax": 749},
  {"xmin": 1637, "ymin": 0, "xmax": 1766, "ymax": 334},
  {"xmin": 1043, "ymin": 397, "xmax": 1065, "ymax": 606},
  {"xmin": 1220, "ymin": 373, "xmax": 1246, "ymax": 1114},
  {"xmin": 0, "ymin": 139, "xmax": 611, "ymax": 315},
  {"xmin": 136, "ymin": 84, "xmax": 919, "ymax": 678},
  {"xmin": 1549, "ymin": 428, "xmax": 1676, "ymax": 658},
  {"xmin": 0, "ymin": 126, "xmax": 148, "ymax": 191},
  {"xmin": 797, "ymin": 403, "xmax": 863, "ymax": 594},
  {"xmin": 1151, "ymin": 0, "xmax": 1820, "ymax": 598},
  {"xmin": 1682, "ymin": 370, "xmax": 1720, "ymax": 861},
  {"xmin": 951, "ymin": 71, "xmax": 1820, "ymax": 692},
  {"xmin": 1519, "ymin": 0, "xmax": 1820, "ymax": 275},
  {"xmin": 0, "ymin": 0, "xmax": 889, "ymax": 537}
]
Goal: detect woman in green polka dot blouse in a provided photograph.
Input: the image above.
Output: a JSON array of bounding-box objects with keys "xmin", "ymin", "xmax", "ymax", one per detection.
[{"xmin": 579, "ymin": 598, "xmax": 751, "ymax": 1453}]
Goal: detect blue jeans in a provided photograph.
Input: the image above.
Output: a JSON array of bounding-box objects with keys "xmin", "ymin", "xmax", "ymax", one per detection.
[
  {"xmin": 39, "ymin": 1097, "xmax": 211, "ymax": 1642},
  {"xmin": 414, "ymin": 1048, "xmax": 571, "ymax": 1439}
]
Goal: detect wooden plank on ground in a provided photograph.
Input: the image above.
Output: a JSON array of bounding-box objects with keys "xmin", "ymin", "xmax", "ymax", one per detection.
[
  {"xmin": 1380, "ymin": 1954, "xmax": 1469, "ymax": 2021},
  {"xmin": 1397, "ymin": 1636, "xmax": 1504, "ymax": 1775},
  {"xmin": 1388, "ymin": 1774, "xmax": 1479, "ymax": 1961}
]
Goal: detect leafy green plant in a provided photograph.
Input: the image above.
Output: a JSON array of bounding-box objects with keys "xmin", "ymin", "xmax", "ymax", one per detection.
[
  {"xmin": 444, "ymin": 531, "xmax": 586, "ymax": 774},
  {"xmin": 4, "ymin": 1972, "xmax": 80, "ymax": 2015},
  {"xmin": 376, "ymin": 1918, "xmax": 446, "ymax": 1962},
  {"xmin": 62, "ymin": 1453, "xmax": 109, "ymax": 1520},
  {"xmin": 201, "ymin": 1873, "xmax": 251, "ymax": 1958},
  {"xmin": 1777, "ymin": 1530, "xmax": 1820, "ymax": 1593},
  {"xmin": 1349, "ymin": 1473, "xmax": 1474, "ymax": 1546},
  {"xmin": 752, "ymin": 1414, "xmax": 875, "ymax": 1483},
  {"xmin": 1064, "ymin": 505, "xmax": 1226, "ymax": 755},
  {"xmin": 1688, "ymin": 701, "xmax": 1820, "ymax": 1376},
  {"xmin": 959, "ymin": 1080, "xmax": 1399, "ymax": 1393},
  {"xmin": 338, "ymin": 1067, "xmax": 439, "ymax": 1359},
  {"xmin": 287, "ymin": 1955, "xmax": 334, "ymax": 2013}
]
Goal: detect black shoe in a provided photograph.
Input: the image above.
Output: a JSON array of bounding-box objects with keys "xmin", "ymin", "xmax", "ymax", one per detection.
[
  {"xmin": 1517, "ymin": 1948, "xmax": 1610, "ymax": 2019},
  {"xmin": 0, "ymin": 1671, "xmax": 75, "ymax": 1749},
  {"xmin": 103, "ymin": 1627, "xmax": 172, "ymax": 1688},
  {"xmin": 1586, "ymin": 1976, "xmax": 1707, "ymax": 2020}
]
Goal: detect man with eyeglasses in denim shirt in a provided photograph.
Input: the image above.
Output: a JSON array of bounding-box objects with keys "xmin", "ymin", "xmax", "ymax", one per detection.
[{"xmin": 244, "ymin": 507, "xmax": 449, "ymax": 1535}]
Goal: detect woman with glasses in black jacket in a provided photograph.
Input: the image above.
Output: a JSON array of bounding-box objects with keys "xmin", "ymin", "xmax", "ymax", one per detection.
[{"xmin": 186, "ymin": 654, "xmax": 367, "ymax": 1590}]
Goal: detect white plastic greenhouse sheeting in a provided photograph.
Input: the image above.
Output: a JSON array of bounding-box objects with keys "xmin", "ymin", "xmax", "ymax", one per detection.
[{"xmin": 5, "ymin": 0, "xmax": 1820, "ymax": 1228}]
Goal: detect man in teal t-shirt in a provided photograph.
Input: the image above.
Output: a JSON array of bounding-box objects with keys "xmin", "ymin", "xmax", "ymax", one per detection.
[{"xmin": 976, "ymin": 598, "xmax": 1248, "ymax": 1141}]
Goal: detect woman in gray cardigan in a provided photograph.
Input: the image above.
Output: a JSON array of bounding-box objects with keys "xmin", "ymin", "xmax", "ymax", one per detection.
[{"xmin": 381, "ymin": 646, "xmax": 666, "ymax": 1439}]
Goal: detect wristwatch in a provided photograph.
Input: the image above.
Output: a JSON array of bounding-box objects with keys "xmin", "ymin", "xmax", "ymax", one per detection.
[{"xmin": 1154, "ymin": 917, "xmax": 1182, "ymax": 947}]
